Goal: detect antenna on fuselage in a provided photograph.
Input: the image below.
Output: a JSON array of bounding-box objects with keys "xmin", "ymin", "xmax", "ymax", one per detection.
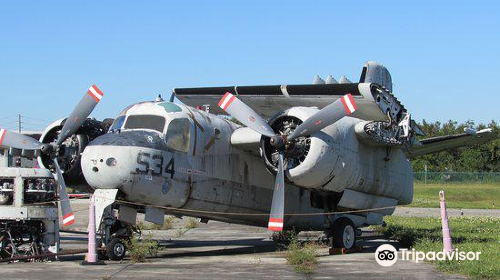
[{"xmin": 155, "ymin": 94, "xmax": 164, "ymax": 102}]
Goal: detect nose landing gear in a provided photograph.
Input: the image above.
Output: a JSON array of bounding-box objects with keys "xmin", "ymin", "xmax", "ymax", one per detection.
[
  {"xmin": 97, "ymin": 205, "xmax": 133, "ymax": 261},
  {"xmin": 105, "ymin": 238, "xmax": 127, "ymax": 261}
]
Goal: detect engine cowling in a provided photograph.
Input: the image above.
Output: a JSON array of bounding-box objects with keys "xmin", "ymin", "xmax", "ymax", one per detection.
[
  {"xmin": 38, "ymin": 118, "xmax": 111, "ymax": 191},
  {"xmin": 262, "ymin": 106, "xmax": 345, "ymax": 189}
]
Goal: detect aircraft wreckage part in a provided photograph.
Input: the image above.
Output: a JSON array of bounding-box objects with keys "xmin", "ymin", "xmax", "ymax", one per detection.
[{"xmin": 218, "ymin": 92, "xmax": 275, "ymax": 137}]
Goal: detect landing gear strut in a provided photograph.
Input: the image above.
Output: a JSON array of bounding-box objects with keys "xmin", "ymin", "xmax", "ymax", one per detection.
[{"xmin": 98, "ymin": 205, "xmax": 132, "ymax": 261}]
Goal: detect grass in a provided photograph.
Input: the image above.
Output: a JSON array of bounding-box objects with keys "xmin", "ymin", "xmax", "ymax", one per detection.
[
  {"xmin": 410, "ymin": 183, "xmax": 499, "ymax": 209},
  {"xmin": 376, "ymin": 216, "xmax": 499, "ymax": 280},
  {"xmin": 185, "ymin": 218, "xmax": 199, "ymax": 229},
  {"xmin": 285, "ymin": 236, "xmax": 319, "ymax": 274}
]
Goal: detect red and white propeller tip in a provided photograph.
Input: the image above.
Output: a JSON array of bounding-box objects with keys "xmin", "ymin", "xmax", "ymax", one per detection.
[
  {"xmin": 56, "ymin": 84, "xmax": 105, "ymax": 146},
  {"xmin": 268, "ymin": 218, "xmax": 284, "ymax": 231},
  {"xmin": 0, "ymin": 129, "xmax": 6, "ymax": 147},
  {"xmin": 340, "ymin": 93, "xmax": 357, "ymax": 115},
  {"xmin": 87, "ymin": 84, "xmax": 104, "ymax": 103}
]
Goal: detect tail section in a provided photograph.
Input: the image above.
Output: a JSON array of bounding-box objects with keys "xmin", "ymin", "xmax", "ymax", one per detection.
[{"xmin": 359, "ymin": 61, "xmax": 393, "ymax": 92}]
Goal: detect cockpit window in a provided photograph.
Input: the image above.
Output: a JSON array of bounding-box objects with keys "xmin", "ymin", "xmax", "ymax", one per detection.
[
  {"xmin": 109, "ymin": 115, "xmax": 126, "ymax": 131},
  {"xmin": 166, "ymin": 118, "xmax": 191, "ymax": 152},
  {"xmin": 124, "ymin": 115, "xmax": 166, "ymax": 133}
]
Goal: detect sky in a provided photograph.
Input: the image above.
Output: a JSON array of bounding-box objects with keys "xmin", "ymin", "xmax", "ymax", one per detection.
[{"xmin": 0, "ymin": 0, "xmax": 499, "ymax": 131}]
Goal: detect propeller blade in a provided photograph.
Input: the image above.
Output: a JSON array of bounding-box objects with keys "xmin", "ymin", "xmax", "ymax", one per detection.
[
  {"xmin": 56, "ymin": 85, "xmax": 104, "ymax": 145},
  {"xmin": 53, "ymin": 159, "xmax": 75, "ymax": 227},
  {"xmin": 219, "ymin": 92, "xmax": 275, "ymax": 137},
  {"xmin": 288, "ymin": 94, "xmax": 358, "ymax": 141},
  {"xmin": 0, "ymin": 128, "xmax": 42, "ymax": 150},
  {"xmin": 268, "ymin": 153, "xmax": 285, "ymax": 232}
]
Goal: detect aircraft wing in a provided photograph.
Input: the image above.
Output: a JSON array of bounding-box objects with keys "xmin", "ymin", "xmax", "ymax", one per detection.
[
  {"xmin": 406, "ymin": 128, "xmax": 498, "ymax": 158},
  {"xmin": 173, "ymin": 83, "xmax": 364, "ymax": 118},
  {"xmin": 173, "ymin": 83, "xmax": 398, "ymax": 120}
]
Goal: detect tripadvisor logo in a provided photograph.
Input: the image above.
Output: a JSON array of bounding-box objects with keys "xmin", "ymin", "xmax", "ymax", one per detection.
[
  {"xmin": 375, "ymin": 244, "xmax": 482, "ymax": 266},
  {"xmin": 375, "ymin": 244, "xmax": 398, "ymax": 267}
]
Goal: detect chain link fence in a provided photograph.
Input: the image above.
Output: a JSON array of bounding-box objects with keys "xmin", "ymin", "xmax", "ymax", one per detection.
[{"xmin": 413, "ymin": 172, "xmax": 500, "ymax": 184}]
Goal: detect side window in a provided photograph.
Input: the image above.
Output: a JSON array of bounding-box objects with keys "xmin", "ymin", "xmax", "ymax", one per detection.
[{"xmin": 166, "ymin": 119, "xmax": 191, "ymax": 153}]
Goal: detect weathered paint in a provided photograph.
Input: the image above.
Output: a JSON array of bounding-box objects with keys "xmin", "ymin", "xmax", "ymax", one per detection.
[{"xmin": 82, "ymin": 100, "xmax": 412, "ymax": 231}]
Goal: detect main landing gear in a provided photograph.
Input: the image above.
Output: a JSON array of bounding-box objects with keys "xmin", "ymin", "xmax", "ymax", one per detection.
[{"xmin": 329, "ymin": 217, "xmax": 358, "ymax": 250}]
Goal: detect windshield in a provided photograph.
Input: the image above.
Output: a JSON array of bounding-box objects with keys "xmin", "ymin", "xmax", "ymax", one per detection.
[
  {"xmin": 123, "ymin": 115, "xmax": 166, "ymax": 133},
  {"xmin": 109, "ymin": 115, "xmax": 126, "ymax": 131}
]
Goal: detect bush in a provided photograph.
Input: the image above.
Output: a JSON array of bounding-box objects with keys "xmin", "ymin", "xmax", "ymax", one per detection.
[
  {"xmin": 285, "ymin": 236, "xmax": 319, "ymax": 274},
  {"xmin": 127, "ymin": 234, "xmax": 159, "ymax": 262}
]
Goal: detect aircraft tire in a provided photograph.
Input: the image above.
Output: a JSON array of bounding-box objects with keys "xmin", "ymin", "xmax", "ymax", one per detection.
[
  {"xmin": 331, "ymin": 218, "xmax": 356, "ymax": 250},
  {"xmin": 106, "ymin": 238, "xmax": 127, "ymax": 261}
]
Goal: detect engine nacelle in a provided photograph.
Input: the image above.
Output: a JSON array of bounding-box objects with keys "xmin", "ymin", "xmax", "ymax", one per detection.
[
  {"xmin": 261, "ymin": 107, "xmax": 412, "ymax": 205},
  {"xmin": 38, "ymin": 118, "xmax": 111, "ymax": 191}
]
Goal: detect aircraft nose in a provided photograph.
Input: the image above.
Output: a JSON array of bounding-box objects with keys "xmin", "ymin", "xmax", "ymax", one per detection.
[{"xmin": 81, "ymin": 137, "xmax": 136, "ymax": 190}]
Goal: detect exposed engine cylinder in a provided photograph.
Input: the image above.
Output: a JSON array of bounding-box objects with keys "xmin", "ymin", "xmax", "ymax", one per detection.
[{"xmin": 38, "ymin": 118, "xmax": 110, "ymax": 190}]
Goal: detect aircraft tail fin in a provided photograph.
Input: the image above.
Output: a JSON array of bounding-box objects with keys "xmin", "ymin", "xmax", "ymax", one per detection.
[{"xmin": 359, "ymin": 61, "xmax": 393, "ymax": 92}]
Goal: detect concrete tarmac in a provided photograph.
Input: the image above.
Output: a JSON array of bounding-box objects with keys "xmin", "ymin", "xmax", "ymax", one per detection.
[{"xmin": 1, "ymin": 199, "xmax": 490, "ymax": 280}]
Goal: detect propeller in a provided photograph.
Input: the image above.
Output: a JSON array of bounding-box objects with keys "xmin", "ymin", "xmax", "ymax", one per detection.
[
  {"xmin": 219, "ymin": 92, "xmax": 358, "ymax": 231},
  {"xmin": 0, "ymin": 128, "xmax": 43, "ymax": 150},
  {"xmin": 0, "ymin": 84, "xmax": 104, "ymax": 227},
  {"xmin": 268, "ymin": 153, "xmax": 285, "ymax": 231},
  {"xmin": 56, "ymin": 85, "xmax": 104, "ymax": 145},
  {"xmin": 218, "ymin": 92, "xmax": 275, "ymax": 137}
]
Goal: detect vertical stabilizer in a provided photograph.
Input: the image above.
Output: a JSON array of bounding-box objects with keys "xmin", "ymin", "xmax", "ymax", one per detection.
[{"xmin": 359, "ymin": 61, "xmax": 393, "ymax": 92}]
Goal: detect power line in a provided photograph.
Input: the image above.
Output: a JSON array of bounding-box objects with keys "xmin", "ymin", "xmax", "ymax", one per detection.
[
  {"xmin": 0, "ymin": 115, "xmax": 16, "ymax": 121},
  {"xmin": 22, "ymin": 115, "xmax": 52, "ymax": 123}
]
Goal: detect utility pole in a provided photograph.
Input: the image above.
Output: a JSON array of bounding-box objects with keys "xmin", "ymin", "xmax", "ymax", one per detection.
[{"xmin": 18, "ymin": 114, "xmax": 22, "ymax": 133}]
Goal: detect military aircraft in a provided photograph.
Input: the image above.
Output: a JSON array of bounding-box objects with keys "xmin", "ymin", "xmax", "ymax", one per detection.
[{"xmin": 0, "ymin": 61, "xmax": 497, "ymax": 260}]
